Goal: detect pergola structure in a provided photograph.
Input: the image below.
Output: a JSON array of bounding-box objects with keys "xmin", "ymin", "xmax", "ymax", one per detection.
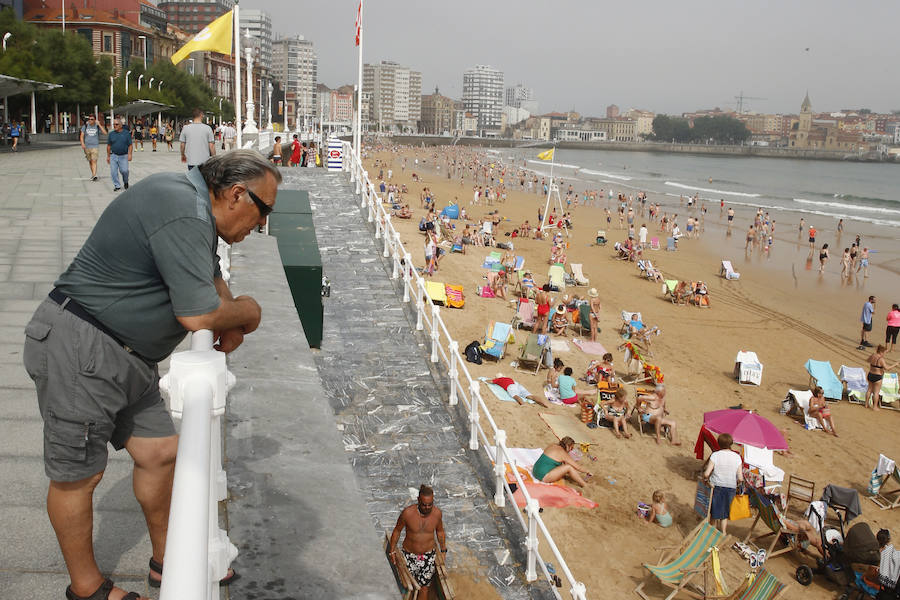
[
  {"xmin": 113, "ymin": 99, "xmax": 175, "ymax": 132},
  {"xmin": 0, "ymin": 73, "xmax": 62, "ymax": 134}
]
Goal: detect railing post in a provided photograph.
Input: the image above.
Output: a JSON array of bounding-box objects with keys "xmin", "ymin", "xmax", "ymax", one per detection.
[
  {"xmin": 403, "ymin": 252, "xmax": 412, "ymax": 303},
  {"xmin": 525, "ymin": 498, "xmax": 540, "ymax": 582},
  {"xmin": 570, "ymin": 582, "xmax": 587, "ymax": 600},
  {"xmin": 430, "ymin": 304, "xmax": 440, "ymax": 363},
  {"xmin": 383, "ymin": 216, "xmax": 392, "ymax": 257},
  {"xmin": 416, "ymin": 296, "xmax": 425, "ymax": 331},
  {"xmin": 367, "ymin": 195, "xmax": 374, "ymax": 223},
  {"xmin": 360, "ymin": 183, "xmax": 367, "ymax": 208},
  {"xmin": 448, "ymin": 341, "xmax": 458, "ymax": 405},
  {"xmin": 374, "ymin": 209, "xmax": 382, "ymax": 239},
  {"xmin": 468, "ymin": 382, "xmax": 480, "ymax": 450},
  {"xmin": 493, "ymin": 430, "xmax": 506, "ymax": 507}
]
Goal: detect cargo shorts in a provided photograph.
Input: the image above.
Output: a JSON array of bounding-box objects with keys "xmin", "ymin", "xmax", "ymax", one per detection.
[
  {"xmin": 23, "ymin": 297, "xmax": 176, "ymax": 482},
  {"xmin": 83, "ymin": 147, "xmax": 99, "ymax": 161}
]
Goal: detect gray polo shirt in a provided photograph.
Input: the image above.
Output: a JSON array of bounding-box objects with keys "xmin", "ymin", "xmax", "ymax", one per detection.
[
  {"xmin": 55, "ymin": 168, "xmax": 221, "ymax": 362},
  {"xmin": 179, "ymin": 121, "xmax": 215, "ymax": 166}
]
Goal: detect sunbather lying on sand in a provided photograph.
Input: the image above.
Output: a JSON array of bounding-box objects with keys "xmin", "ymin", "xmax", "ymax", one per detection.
[{"xmin": 491, "ymin": 375, "xmax": 549, "ymax": 407}]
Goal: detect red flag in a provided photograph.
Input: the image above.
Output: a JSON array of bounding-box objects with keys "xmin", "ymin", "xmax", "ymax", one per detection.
[{"xmin": 355, "ymin": 1, "xmax": 361, "ymax": 46}]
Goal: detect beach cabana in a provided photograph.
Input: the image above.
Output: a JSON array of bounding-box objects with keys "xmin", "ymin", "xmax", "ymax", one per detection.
[{"xmin": 804, "ymin": 359, "xmax": 842, "ymax": 400}]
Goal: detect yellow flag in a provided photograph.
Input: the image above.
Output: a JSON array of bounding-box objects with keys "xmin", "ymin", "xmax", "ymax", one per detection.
[
  {"xmin": 171, "ymin": 11, "xmax": 233, "ymax": 65},
  {"xmin": 537, "ymin": 148, "xmax": 554, "ymax": 161}
]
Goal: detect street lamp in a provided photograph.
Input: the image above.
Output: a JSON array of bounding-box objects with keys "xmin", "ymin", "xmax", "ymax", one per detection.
[
  {"xmin": 158, "ymin": 81, "xmax": 163, "ymax": 91},
  {"xmin": 266, "ymin": 82, "xmax": 274, "ymax": 130},
  {"xmin": 187, "ymin": 58, "xmax": 195, "ymax": 76},
  {"xmin": 218, "ymin": 97, "xmax": 223, "ymax": 127},
  {"xmin": 109, "ymin": 76, "xmax": 114, "ymax": 123},
  {"xmin": 149, "ymin": 77, "xmax": 155, "ymax": 89},
  {"xmin": 138, "ymin": 35, "xmax": 147, "ymax": 69},
  {"xmin": 2, "ymin": 32, "xmax": 11, "ymax": 51},
  {"xmin": 125, "ymin": 70, "xmax": 132, "ymax": 94},
  {"xmin": 138, "ymin": 74, "xmax": 144, "ymax": 90}
]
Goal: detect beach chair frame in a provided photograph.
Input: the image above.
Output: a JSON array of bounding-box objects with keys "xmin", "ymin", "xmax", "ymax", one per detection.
[
  {"xmin": 383, "ymin": 531, "xmax": 455, "ymax": 600},
  {"xmin": 870, "ymin": 466, "xmax": 900, "ymax": 510},
  {"xmin": 570, "ymin": 263, "xmax": 590, "ymax": 286},
  {"xmin": 880, "ymin": 373, "xmax": 900, "ymax": 411},
  {"xmin": 838, "ymin": 365, "xmax": 866, "ymax": 404},
  {"xmin": 481, "ymin": 321, "xmax": 513, "ymax": 361},
  {"xmin": 743, "ymin": 487, "xmax": 801, "ymax": 561},
  {"xmin": 634, "ymin": 520, "xmax": 734, "ymax": 600},
  {"xmin": 515, "ymin": 333, "xmax": 548, "ymax": 375},
  {"xmin": 512, "ymin": 298, "xmax": 537, "ymax": 330}
]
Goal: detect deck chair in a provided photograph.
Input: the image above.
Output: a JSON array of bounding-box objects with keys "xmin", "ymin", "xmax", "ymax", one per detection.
[
  {"xmin": 634, "ymin": 521, "xmax": 733, "ymax": 600},
  {"xmin": 734, "ymin": 352, "xmax": 763, "ymax": 386},
  {"xmin": 804, "ymin": 359, "xmax": 842, "ymax": 401},
  {"xmin": 481, "ymin": 251, "xmax": 502, "ymax": 269},
  {"xmin": 731, "ymin": 569, "xmax": 789, "ymax": 600},
  {"xmin": 870, "ymin": 460, "xmax": 900, "ymax": 510},
  {"xmin": 662, "ymin": 280, "xmax": 679, "ymax": 303},
  {"xmin": 513, "ymin": 255, "xmax": 525, "ymax": 272},
  {"xmin": 743, "ymin": 487, "xmax": 802, "ymax": 560},
  {"xmin": 650, "ymin": 237, "xmax": 661, "ymax": 250},
  {"xmin": 515, "ymin": 333, "xmax": 549, "ymax": 374},
  {"xmin": 596, "ymin": 230, "xmax": 608, "ymax": 245},
  {"xmin": 720, "ymin": 260, "xmax": 741, "ymax": 280},
  {"xmin": 881, "ymin": 373, "xmax": 900, "ymax": 410},
  {"xmin": 785, "ymin": 474, "xmax": 816, "ymax": 515},
  {"xmin": 666, "ymin": 236, "xmax": 677, "ymax": 251},
  {"xmin": 384, "ymin": 532, "xmax": 420, "ymax": 599},
  {"xmin": 445, "ymin": 284, "xmax": 464, "ymax": 309},
  {"xmin": 838, "ymin": 365, "xmax": 866, "ymax": 403},
  {"xmin": 512, "ymin": 298, "xmax": 536, "ymax": 330},
  {"xmin": 570, "ymin": 263, "xmax": 589, "ymax": 286},
  {"xmin": 425, "ymin": 281, "xmax": 447, "ymax": 306},
  {"xmin": 482, "ymin": 321, "xmax": 513, "ymax": 361},
  {"xmin": 643, "ymin": 261, "xmax": 664, "ymax": 282},
  {"xmin": 547, "ymin": 264, "xmax": 566, "ymax": 291},
  {"xmin": 690, "ymin": 282, "xmax": 710, "ymax": 308},
  {"xmin": 575, "ymin": 301, "xmax": 599, "ymax": 337}
]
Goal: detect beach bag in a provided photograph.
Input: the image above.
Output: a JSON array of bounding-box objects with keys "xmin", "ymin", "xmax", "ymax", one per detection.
[
  {"xmin": 464, "ymin": 340, "xmax": 483, "ymax": 364},
  {"xmin": 730, "ymin": 493, "xmax": 751, "ymax": 521}
]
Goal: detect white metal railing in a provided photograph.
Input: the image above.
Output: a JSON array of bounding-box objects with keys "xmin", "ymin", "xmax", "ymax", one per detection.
[
  {"xmin": 257, "ymin": 129, "xmax": 273, "ymax": 153},
  {"xmin": 158, "ymin": 330, "xmax": 238, "ymax": 600},
  {"xmin": 342, "ymin": 143, "xmax": 587, "ymax": 600}
]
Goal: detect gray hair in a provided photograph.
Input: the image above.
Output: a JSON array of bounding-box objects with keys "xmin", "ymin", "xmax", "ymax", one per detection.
[{"xmin": 198, "ymin": 149, "xmax": 282, "ymax": 196}]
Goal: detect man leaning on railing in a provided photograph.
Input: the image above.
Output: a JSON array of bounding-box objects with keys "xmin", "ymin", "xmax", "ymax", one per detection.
[{"xmin": 22, "ymin": 150, "xmax": 281, "ymax": 600}]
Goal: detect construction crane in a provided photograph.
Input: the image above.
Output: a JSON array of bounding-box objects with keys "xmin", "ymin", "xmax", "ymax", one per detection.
[{"xmin": 734, "ymin": 91, "xmax": 767, "ymax": 114}]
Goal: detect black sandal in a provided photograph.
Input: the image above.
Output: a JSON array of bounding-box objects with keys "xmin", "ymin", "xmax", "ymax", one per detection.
[
  {"xmin": 65, "ymin": 578, "xmax": 140, "ymax": 600},
  {"xmin": 148, "ymin": 557, "xmax": 240, "ymax": 588}
]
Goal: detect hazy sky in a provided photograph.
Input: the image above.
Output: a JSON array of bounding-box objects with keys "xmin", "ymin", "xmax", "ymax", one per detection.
[{"xmin": 238, "ymin": 0, "xmax": 900, "ymax": 116}]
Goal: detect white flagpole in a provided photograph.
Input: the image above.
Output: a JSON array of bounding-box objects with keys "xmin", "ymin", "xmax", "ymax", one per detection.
[
  {"xmin": 234, "ymin": 2, "xmax": 242, "ymax": 148},
  {"xmin": 540, "ymin": 145, "xmax": 556, "ymax": 230},
  {"xmin": 355, "ymin": 0, "xmax": 364, "ymax": 159}
]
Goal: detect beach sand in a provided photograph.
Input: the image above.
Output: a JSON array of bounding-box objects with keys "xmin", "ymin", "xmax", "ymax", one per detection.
[{"xmin": 362, "ymin": 145, "xmax": 900, "ymax": 600}]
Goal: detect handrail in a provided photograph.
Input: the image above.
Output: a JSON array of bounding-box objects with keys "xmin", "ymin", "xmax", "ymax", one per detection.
[{"xmin": 341, "ymin": 142, "xmax": 587, "ymax": 600}]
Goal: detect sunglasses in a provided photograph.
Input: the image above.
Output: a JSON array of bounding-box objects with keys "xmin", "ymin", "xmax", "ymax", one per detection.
[{"xmin": 246, "ymin": 188, "xmax": 273, "ymax": 217}]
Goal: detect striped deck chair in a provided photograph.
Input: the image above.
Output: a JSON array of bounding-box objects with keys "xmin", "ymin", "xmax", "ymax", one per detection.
[
  {"xmin": 634, "ymin": 521, "xmax": 732, "ymax": 600},
  {"xmin": 512, "ymin": 298, "xmax": 536, "ymax": 330},
  {"xmin": 482, "ymin": 321, "xmax": 513, "ymax": 361},
  {"xmin": 743, "ymin": 487, "xmax": 800, "ymax": 560},
  {"xmin": 870, "ymin": 462, "xmax": 900, "ymax": 510},
  {"xmin": 731, "ymin": 569, "xmax": 788, "ymax": 600}
]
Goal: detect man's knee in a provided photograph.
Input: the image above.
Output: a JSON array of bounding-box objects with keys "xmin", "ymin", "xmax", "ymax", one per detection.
[
  {"xmin": 50, "ymin": 470, "xmax": 105, "ymax": 494},
  {"xmin": 128, "ymin": 435, "xmax": 178, "ymax": 471}
]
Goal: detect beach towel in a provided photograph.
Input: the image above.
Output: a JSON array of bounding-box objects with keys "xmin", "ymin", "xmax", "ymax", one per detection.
[
  {"xmin": 479, "ymin": 377, "xmax": 534, "ymax": 404},
  {"xmin": 805, "ymin": 359, "xmax": 842, "ymax": 400},
  {"xmin": 502, "ymin": 448, "xmax": 598, "ymax": 509},
  {"xmin": 543, "ymin": 385, "xmax": 565, "ymax": 405},
  {"xmin": 573, "ymin": 339, "xmax": 608, "ymax": 356},
  {"xmin": 839, "ymin": 365, "xmax": 866, "ymax": 402},
  {"xmin": 549, "ymin": 339, "xmax": 570, "ymax": 353},
  {"xmin": 424, "ymin": 280, "xmax": 447, "ymax": 305},
  {"xmin": 445, "ymin": 284, "xmax": 464, "ymax": 308},
  {"xmin": 785, "ymin": 389, "xmax": 820, "ymax": 430}
]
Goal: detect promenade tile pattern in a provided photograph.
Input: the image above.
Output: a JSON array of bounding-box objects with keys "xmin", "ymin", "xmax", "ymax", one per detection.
[{"xmin": 280, "ymin": 169, "xmax": 554, "ymax": 600}]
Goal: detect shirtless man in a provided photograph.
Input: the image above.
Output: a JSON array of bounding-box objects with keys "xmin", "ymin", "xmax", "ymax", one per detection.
[
  {"xmin": 636, "ymin": 385, "xmax": 681, "ymax": 445},
  {"xmin": 389, "ymin": 485, "xmax": 447, "ymax": 599}
]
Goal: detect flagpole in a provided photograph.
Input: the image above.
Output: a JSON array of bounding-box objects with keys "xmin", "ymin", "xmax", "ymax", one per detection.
[
  {"xmin": 234, "ymin": 1, "xmax": 242, "ymax": 148},
  {"xmin": 355, "ymin": 0, "xmax": 364, "ymax": 160},
  {"xmin": 540, "ymin": 145, "xmax": 556, "ymax": 230}
]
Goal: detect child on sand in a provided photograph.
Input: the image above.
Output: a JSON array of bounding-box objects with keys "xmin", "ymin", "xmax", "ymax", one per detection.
[{"xmin": 645, "ymin": 491, "xmax": 673, "ymax": 527}]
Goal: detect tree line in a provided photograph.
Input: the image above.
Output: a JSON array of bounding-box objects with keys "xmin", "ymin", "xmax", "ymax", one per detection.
[
  {"xmin": 649, "ymin": 114, "xmax": 751, "ymax": 144},
  {"xmin": 0, "ymin": 8, "xmax": 232, "ymax": 126}
]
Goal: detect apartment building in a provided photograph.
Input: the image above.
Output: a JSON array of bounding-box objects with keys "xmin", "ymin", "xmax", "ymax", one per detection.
[
  {"xmin": 462, "ymin": 64, "xmax": 503, "ymax": 135},
  {"xmin": 362, "ymin": 60, "xmax": 422, "ymax": 132}
]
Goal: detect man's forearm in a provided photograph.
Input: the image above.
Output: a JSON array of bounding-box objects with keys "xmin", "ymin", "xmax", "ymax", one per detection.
[{"xmin": 179, "ymin": 295, "xmax": 260, "ymax": 333}]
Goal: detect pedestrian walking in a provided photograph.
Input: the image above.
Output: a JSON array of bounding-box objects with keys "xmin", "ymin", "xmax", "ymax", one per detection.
[
  {"xmin": 179, "ymin": 108, "xmax": 215, "ymax": 169},
  {"xmin": 22, "ymin": 150, "xmax": 279, "ymax": 600},
  {"xmin": 388, "ymin": 484, "xmax": 447, "ymax": 600},
  {"xmin": 80, "ymin": 114, "xmax": 106, "ymax": 181},
  {"xmin": 106, "ymin": 117, "xmax": 132, "ymax": 191},
  {"xmin": 859, "ymin": 295, "xmax": 877, "ymax": 350},
  {"xmin": 9, "ymin": 119, "xmax": 21, "ymax": 151}
]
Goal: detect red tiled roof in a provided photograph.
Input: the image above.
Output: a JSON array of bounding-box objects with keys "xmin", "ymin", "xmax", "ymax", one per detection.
[{"xmin": 25, "ymin": 7, "xmax": 153, "ymax": 34}]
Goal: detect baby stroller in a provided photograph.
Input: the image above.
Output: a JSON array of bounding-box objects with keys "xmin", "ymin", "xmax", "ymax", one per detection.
[
  {"xmin": 595, "ymin": 230, "xmax": 607, "ymax": 246},
  {"xmin": 796, "ymin": 506, "xmax": 880, "ymax": 600}
]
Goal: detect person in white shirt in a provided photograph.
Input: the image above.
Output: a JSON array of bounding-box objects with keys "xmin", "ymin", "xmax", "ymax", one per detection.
[
  {"xmin": 703, "ymin": 433, "xmax": 744, "ymax": 534},
  {"xmin": 638, "ymin": 224, "xmax": 648, "ymax": 248}
]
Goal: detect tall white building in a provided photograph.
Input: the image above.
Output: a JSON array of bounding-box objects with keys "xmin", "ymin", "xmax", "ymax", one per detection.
[
  {"xmin": 241, "ymin": 9, "xmax": 272, "ymax": 73},
  {"xmin": 272, "ymin": 35, "xmax": 318, "ymax": 126},
  {"xmin": 463, "ymin": 65, "xmax": 504, "ymax": 134},
  {"xmin": 505, "ymin": 84, "xmax": 533, "ymax": 108},
  {"xmin": 362, "ymin": 61, "xmax": 422, "ymax": 132}
]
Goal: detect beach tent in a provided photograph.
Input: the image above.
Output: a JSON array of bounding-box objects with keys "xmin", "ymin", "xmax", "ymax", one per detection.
[
  {"xmin": 439, "ymin": 204, "xmax": 460, "ymax": 219},
  {"xmin": 805, "ymin": 359, "xmax": 842, "ymax": 400}
]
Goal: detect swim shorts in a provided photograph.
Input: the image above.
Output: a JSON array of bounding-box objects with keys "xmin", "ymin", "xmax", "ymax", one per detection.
[
  {"xmin": 887, "ymin": 326, "xmax": 899, "ymax": 345},
  {"xmin": 402, "ymin": 549, "xmax": 436, "ymax": 587}
]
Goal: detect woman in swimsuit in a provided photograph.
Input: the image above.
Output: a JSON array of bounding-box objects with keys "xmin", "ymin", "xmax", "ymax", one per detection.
[
  {"xmin": 808, "ymin": 386, "xmax": 837, "ymax": 436},
  {"xmin": 840, "ymin": 248, "xmax": 851, "ymax": 278},
  {"xmin": 535, "ymin": 287, "xmax": 551, "ymax": 334},
  {"xmin": 818, "ymin": 243, "xmax": 829, "ymax": 273},
  {"xmin": 601, "ymin": 387, "xmax": 631, "ymax": 439},
  {"xmin": 532, "ymin": 436, "xmax": 591, "ymax": 487},
  {"xmin": 866, "ymin": 345, "xmax": 899, "ymax": 410}
]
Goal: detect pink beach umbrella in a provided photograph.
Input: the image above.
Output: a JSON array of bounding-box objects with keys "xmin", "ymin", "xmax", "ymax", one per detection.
[{"xmin": 702, "ymin": 409, "xmax": 789, "ymax": 451}]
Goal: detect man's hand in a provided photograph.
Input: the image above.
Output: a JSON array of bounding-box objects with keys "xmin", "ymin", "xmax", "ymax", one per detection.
[
  {"xmin": 234, "ymin": 296, "xmax": 262, "ymax": 333},
  {"xmin": 181, "ymin": 154, "xmax": 187, "ymax": 163},
  {"xmin": 128, "ymin": 153, "xmax": 133, "ymax": 162},
  {"xmin": 106, "ymin": 155, "xmax": 111, "ymax": 164},
  {"xmin": 214, "ymin": 327, "xmax": 245, "ymax": 354},
  {"xmin": 388, "ymin": 551, "xmax": 397, "ymax": 566}
]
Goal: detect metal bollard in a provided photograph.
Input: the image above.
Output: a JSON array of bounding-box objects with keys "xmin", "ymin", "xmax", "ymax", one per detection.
[
  {"xmin": 416, "ymin": 297, "xmax": 425, "ymax": 331},
  {"xmin": 430, "ymin": 304, "xmax": 439, "ymax": 363},
  {"xmin": 403, "ymin": 252, "xmax": 412, "ymax": 303},
  {"xmin": 468, "ymin": 382, "xmax": 480, "ymax": 450},
  {"xmin": 448, "ymin": 341, "xmax": 458, "ymax": 405},
  {"xmin": 493, "ymin": 430, "xmax": 506, "ymax": 507},
  {"xmin": 525, "ymin": 498, "xmax": 540, "ymax": 581}
]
